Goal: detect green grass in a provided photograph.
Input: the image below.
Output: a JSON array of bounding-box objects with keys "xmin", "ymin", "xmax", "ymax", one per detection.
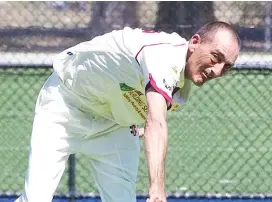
[{"xmin": 1, "ymin": 68, "xmax": 272, "ymax": 195}]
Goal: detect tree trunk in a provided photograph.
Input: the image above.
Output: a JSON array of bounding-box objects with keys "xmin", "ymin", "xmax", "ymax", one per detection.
[
  {"xmin": 155, "ymin": 1, "xmax": 215, "ymax": 39},
  {"xmin": 90, "ymin": 1, "xmax": 139, "ymax": 37}
]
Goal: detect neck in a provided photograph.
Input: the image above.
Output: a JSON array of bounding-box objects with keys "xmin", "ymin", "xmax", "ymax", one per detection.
[{"xmin": 184, "ymin": 49, "xmax": 192, "ymax": 79}]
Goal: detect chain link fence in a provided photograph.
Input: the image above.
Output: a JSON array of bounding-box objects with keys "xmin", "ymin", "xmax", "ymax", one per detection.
[{"xmin": 1, "ymin": 1, "xmax": 272, "ymax": 199}]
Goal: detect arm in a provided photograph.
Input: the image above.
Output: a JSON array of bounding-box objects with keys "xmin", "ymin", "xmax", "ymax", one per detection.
[
  {"xmin": 144, "ymin": 87, "xmax": 168, "ymax": 202},
  {"xmin": 134, "ymin": 40, "xmax": 181, "ymax": 201}
]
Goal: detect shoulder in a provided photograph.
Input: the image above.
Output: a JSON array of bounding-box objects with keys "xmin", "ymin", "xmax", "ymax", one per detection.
[{"xmin": 122, "ymin": 27, "xmax": 188, "ymax": 44}]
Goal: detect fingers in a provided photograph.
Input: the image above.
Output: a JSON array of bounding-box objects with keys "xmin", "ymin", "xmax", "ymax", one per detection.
[
  {"xmin": 146, "ymin": 197, "xmax": 165, "ymax": 202},
  {"xmin": 138, "ymin": 127, "xmax": 145, "ymax": 137}
]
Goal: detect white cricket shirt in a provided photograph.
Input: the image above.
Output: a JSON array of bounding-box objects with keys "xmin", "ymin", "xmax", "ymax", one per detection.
[{"xmin": 53, "ymin": 27, "xmax": 192, "ymax": 126}]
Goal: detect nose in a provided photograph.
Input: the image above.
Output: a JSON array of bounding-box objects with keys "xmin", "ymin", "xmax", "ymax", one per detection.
[{"xmin": 211, "ymin": 63, "xmax": 225, "ymax": 77}]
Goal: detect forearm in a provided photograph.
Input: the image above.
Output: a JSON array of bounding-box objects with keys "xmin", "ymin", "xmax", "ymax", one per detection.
[{"xmin": 144, "ymin": 118, "xmax": 168, "ymax": 191}]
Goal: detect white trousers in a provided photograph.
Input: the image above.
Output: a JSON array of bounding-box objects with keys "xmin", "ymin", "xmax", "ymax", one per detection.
[{"xmin": 15, "ymin": 72, "xmax": 140, "ymax": 202}]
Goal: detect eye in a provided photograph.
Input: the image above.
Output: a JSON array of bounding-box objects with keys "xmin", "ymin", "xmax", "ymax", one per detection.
[
  {"xmin": 211, "ymin": 53, "xmax": 221, "ymax": 63},
  {"xmin": 223, "ymin": 64, "xmax": 233, "ymax": 73}
]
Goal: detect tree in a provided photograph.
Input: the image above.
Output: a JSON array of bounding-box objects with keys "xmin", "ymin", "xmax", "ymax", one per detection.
[
  {"xmin": 90, "ymin": 1, "xmax": 139, "ymax": 37},
  {"xmin": 155, "ymin": 2, "xmax": 215, "ymax": 38}
]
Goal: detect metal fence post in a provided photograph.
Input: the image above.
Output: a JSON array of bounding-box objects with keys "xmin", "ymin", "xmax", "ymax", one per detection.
[
  {"xmin": 265, "ymin": 3, "xmax": 271, "ymax": 50},
  {"xmin": 68, "ymin": 154, "xmax": 76, "ymax": 202}
]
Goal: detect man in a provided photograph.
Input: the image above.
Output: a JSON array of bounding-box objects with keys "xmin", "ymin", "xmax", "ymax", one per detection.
[{"xmin": 16, "ymin": 21, "xmax": 240, "ymax": 202}]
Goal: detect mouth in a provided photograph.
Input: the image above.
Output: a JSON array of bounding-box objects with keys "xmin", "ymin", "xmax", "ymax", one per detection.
[
  {"xmin": 194, "ymin": 70, "xmax": 213, "ymax": 86},
  {"xmin": 202, "ymin": 71, "xmax": 212, "ymax": 80}
]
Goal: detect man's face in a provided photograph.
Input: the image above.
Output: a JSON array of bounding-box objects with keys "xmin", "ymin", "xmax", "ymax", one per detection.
[{"xmin": 185, "ymin": 29, "xmax": 240, "ymax": 86}]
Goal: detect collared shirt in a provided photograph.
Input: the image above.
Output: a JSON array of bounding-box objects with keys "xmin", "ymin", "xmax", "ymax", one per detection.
[{"xmin": 53, "ymin": 27, "xmax": 191, "ymax": 126}]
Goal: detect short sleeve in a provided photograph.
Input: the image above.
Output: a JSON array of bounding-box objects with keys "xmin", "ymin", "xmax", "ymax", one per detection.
[
  {"xmin": 170, "ymin": 79, "xmax": 192, "ymax": 110},
  {"xmin": 135, "ymin": 44, "xmax": 181, "ymax": 105}
]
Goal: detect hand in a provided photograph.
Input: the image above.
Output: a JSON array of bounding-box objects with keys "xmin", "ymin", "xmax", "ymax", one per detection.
[
  {"xmin": 138, "ymin": 127, "xmax": 145, "ymax": 137},
  {"xmin": 146, "ymin": 195, "xmax": 167, "ymax": 202},
  {"xmin": 146, "ymin": 188, "xmax": 166, "ymax": 202}
]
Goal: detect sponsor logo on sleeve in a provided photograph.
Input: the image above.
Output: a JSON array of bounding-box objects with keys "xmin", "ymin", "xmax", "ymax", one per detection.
[
  {"xmin": 163, "ymin": 78, "xmax": 178, "ymax": 92},
  {"xmin": 161, "ymin": 66, "xmax": 180, "ymax": 92}
]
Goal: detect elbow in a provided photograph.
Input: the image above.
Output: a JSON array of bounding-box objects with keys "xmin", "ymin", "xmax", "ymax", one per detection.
[
  {"xmin": 145, "ymin": 115, "xmax": 167, "ymax": 131},
  {"xmin": 144, "ymin": 115, "xmax": 168, "ymax": 142}
]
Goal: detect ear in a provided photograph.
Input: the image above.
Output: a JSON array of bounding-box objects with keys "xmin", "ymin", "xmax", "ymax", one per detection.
[{"xmin": 188, "ymin": 34, "xmax": 201, "ymax": 52}]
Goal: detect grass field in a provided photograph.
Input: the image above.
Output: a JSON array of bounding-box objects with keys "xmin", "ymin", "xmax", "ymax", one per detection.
[{"xmin": 1, "ymin": 67, "xmax": 272, "ymax": 196}]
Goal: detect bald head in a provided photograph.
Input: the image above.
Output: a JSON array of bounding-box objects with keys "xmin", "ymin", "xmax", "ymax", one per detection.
[
  {"xmin": 196, "ymin": 21, "xmax": 241, "ymax": 49},
  {"xmin": 186, "ymin": 21, "xmax": 241, "ymax": 86}
]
